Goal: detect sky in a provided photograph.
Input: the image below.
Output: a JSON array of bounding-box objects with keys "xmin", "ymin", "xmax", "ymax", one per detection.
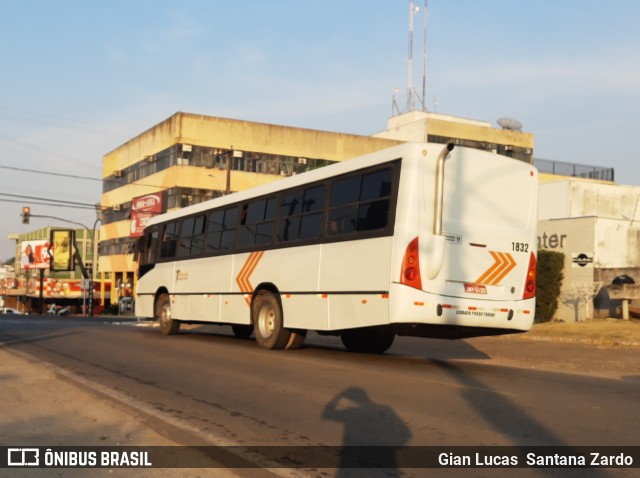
[{"xmin": 1, "ymin": 0, "xmax": 639, "ymax": 260}]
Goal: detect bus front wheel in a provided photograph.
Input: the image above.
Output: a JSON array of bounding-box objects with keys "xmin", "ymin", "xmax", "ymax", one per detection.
[
  {"xmin": 341, "ymin": 329, "xmax": 395, "ymax": 354},
  {"xmin": 252, "ymin": 291, "xmax": 291, "ymax": 350},
  {"xmin": 156, "ymin": 293, "xmax": 180, "ymax": 335}
]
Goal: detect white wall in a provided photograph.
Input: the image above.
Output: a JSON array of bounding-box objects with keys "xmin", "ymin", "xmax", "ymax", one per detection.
[
  {"xmin": 537, "ymin": 178, "xmax": 640, "ymax": 320},
  {"xmin": 538, "ymin": 218, "xmax": 598, "ymax": 322}
]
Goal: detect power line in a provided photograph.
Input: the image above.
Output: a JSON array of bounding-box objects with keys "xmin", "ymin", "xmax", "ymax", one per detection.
[
  {"xmin": 0, "ymin": 106, "xmax": 139, "ymax": 136},
  {"xmin": 0, "ymin": 134, "xmax": 98, "ymax": 171},
  {"xmin": 0, "ymin": 162, "xmax": 169, "ymax": 190},
  {"xmin": 0, "ymin": 197, "xmax": 95, "ymax": 210},
  {"xmin": 0, "ymin": 192, "xmax": 99, "ymax": 210},
  {"xmin": 0, "ymin": 165, "xmax": 102, "ymax": 182}
]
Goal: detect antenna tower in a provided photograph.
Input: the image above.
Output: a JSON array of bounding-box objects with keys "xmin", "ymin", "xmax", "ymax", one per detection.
[
  {"xmin": 421, "ymin": 0, "xmax": 428, "ymax": 111},
  {"xmin": 403, "ymin": 0, "xmax": 428, "ymax": 114}
]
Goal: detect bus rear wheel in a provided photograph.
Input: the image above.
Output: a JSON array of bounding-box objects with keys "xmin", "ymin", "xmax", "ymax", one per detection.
[
  {"xmin": 252, "ymin": 291, "xmax": 293, "ymax": 350},
  {"xmin": 341, "ymin": 329, "xmax": 395, "ymax": 354},
  {"xmin": 156, "ymin": 293, "xmax": 180, "ymax": 335}
]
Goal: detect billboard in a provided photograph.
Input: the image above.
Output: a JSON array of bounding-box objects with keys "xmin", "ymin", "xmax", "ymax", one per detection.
[
  {"xmin": 130, "ymin": 192, "xmax": 164, "ymax": 238},
  {"xmin": 50, "ymin": 229, "xmax": 75, "ymax": 272},
  {"xmin": 20, "ymin": 240, "xmax": 51, "ymax": 269}
]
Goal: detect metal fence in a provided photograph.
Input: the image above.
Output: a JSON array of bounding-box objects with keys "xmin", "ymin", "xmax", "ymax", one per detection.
[{"xmin": 534, "ymin": 158, "xmax": 614, "ymax": 181}]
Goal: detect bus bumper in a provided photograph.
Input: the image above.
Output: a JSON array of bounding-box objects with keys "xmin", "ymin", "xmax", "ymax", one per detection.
[{"xmin": 388, "ymin": 283, "xmax": 535, "ymax": 333}]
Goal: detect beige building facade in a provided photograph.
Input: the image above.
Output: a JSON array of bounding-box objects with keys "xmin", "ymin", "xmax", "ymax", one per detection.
[{"xmin": 373, "ymin": 111, "xmax": 534, "ymax": 163}]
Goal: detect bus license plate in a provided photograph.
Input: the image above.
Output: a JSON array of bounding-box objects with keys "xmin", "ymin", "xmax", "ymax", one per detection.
[{"xmin": 464, "ymin": 283, "xmax": 487, "ymax": 295}]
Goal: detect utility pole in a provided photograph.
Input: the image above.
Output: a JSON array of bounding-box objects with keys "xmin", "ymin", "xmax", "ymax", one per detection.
[{"xmin": 225, "ymin": 150, "xmax": 232, "ymax": 195}]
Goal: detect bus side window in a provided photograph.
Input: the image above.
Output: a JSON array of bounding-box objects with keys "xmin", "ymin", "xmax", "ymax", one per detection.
[
  {"xmin": 178, "ymin": 215, "xmax": 206, "ymax": 258},
  {"xmin": 145, "ymin": 229, "xmax": 159, "ymax": 264},
  {"xmin": 328, "ymin": 175, "xmax": 359, "ymax": 235},
  {"xmin": 360, "ymin": 168, "xmax": 392, "ymax": 201},
  {"xmin": 256, "ymin": 197, "xmax": 276, "ymax": 246},
  {"xmin": 278, "ymin": 190, "xmax": 303, "ymax": 242},
  {"xmin": 139, "ymin": 233, "xmax": 149, "ymax": 264},
  {"xmin": 277, "ymin": 185, "xmax": 324, "ymax": 242},
  {"xmin": 206, "ymin": 210, "xmax": 224, "ymax": 253},
  {"xmin": 160, "ymin": 222, "xmax": 178, "ymax": 258},
  {"xmin": 327, "ymin": 167, "xmax": 393, "ymax": 235},
  {"xmin": 238, "ymin": 202, "xmax": 257, "ymax": 248},
  {"xmin": 356, "ymin": 169, "xmax": 392, "ymax": 231},
  {"xmin": 299, "ymin": 186, "xmax": 324, "ymax": 240},
  {"xmin": 238, "ymin": 199, "xmax": 275, "ymax": 249},
  {"xmin": 177, "ymin": 217, "xmax": 194, "ymax": 257},
  {"xmin": 191, "ymin": 215, "xmax": 206, "ymax": 255},
  {"xmin": 207, "ymin": 208, "xmax": 238, "ymax": 254},
  {"xmin": 220, "ymin": 207, "xmax": 238, "ymax": 251}
]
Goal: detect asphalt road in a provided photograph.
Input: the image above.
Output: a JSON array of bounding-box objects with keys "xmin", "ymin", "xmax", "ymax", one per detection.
[{"xmin": 1, "ymin": 316, "xmax": 639, "ymax": 478}]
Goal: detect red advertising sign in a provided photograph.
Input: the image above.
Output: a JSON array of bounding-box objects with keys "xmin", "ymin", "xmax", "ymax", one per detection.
[{"xmin": 130, "ymin": 192, "xmax": 164, "ymax": 237}]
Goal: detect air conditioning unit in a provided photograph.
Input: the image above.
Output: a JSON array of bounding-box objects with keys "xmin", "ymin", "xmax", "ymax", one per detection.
[
  {"xmin": 113, "ymin": 205, "xmax": 121, "ymax": 211},
  {"xmin": 298, "ymin": 158, "xmax": 307, "ymax": 165},
  {"xmin": 113, "ymin": 170, "xmax": 123, "ymax": 177}
]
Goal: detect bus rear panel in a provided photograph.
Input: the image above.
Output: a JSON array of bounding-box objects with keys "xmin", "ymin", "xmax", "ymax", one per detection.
[{"xmin": 390, "ymin": 144, "xmax": 537, "ymax": 338}]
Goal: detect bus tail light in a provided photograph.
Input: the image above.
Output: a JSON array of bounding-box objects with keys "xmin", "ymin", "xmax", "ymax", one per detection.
[
  {"xmin": 523, "ymin": 252, "xmax": 536, "ymax": 300},
  {"xmin": 401, "ymin": 237, "xmax": 422, "ymax": 290}
]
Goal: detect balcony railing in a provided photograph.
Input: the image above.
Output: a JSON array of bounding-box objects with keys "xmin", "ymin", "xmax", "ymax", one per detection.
[{"xmin": 534, "ymin": 158, "xmax": 614, "ymax": 181}]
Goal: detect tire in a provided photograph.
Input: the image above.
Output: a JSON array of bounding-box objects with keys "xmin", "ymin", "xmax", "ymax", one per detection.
[
  {"xmin": 231, "ymin": 324, "xmax": 253, "ymax": 339},
  {"xmin": 156, "ymin": 293, "xmax": 180, "ymax": 335},
  {"xmin": 252, "ymin": 291, "xmax": 291, "ymax": 350},
  {"xmin": 284, "ymin": 329, "xmax": 307, "ymax": 350},
  {"xmin": 341, "ymin": 328, "xmax": 395, "ymax": 354}
]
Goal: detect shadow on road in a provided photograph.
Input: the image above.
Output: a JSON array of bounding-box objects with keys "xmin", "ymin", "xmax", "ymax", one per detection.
[
  {"xmin": 430, "ymin": 359, "xmax": 612, "ymax": 478},
  {"xmin": 322, "ymin": 387, "xmax": 411, "ymax": 477}
]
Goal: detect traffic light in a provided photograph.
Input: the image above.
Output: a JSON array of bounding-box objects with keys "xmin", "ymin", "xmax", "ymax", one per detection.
[{"xmin": 21, "ymin": 206, "xmax": 31, "ymax": 224}]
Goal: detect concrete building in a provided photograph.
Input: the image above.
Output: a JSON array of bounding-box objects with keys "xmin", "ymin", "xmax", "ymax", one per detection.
[
  {"xmin": 538, "ymin": 178, "xmax": 640, "ymax": 321},
  {"xmin": 4, "ymin": 227, "xmax": 102, "ymax": 314},
  {"xmin": 100, "ymin": 111, "xmax": 533, "ymax": 303},
  {"xmin": 373, "ymin": 111, "xmax": 534, "ymax": 163}
]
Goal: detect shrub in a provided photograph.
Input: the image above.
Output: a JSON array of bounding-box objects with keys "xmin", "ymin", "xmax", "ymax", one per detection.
[
  {"xmin": 535, "ymin": 250, "xmax": 565, "ymax": 322},
  {"xmin": 105, "ymin": 303, "xmax": 120, "ymax": 315}
]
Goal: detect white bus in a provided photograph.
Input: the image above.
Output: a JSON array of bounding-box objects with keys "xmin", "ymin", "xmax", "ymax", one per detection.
[{"xmin": 135, "ymin": 142, "xmax": 537, "ymax": 353}]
